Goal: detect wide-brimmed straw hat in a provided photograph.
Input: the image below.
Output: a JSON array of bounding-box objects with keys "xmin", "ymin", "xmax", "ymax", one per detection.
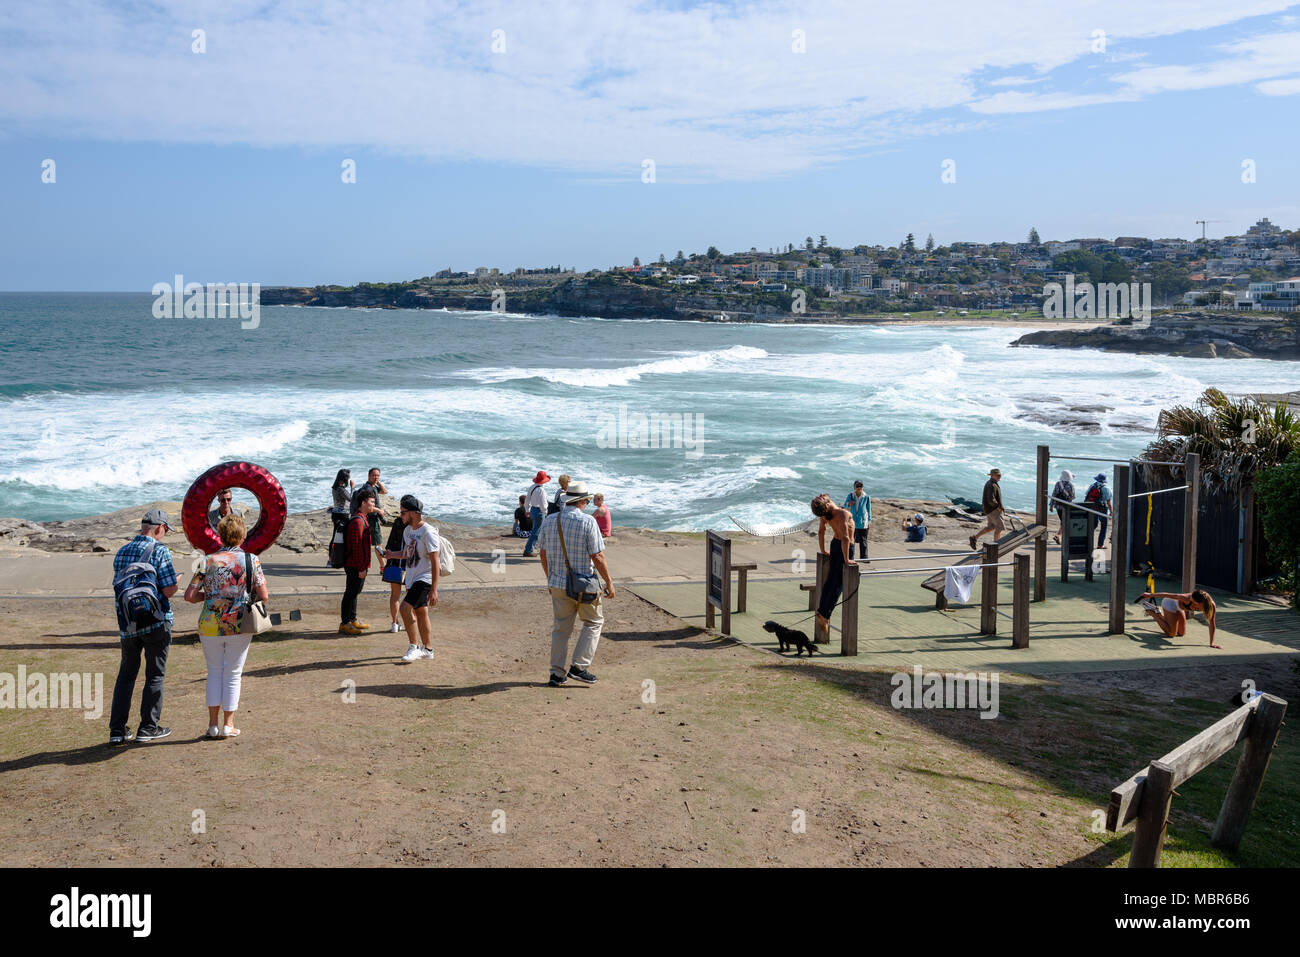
[{"xmin": 563, "ymin": 481, "xmax": 594, "ymax": 502}]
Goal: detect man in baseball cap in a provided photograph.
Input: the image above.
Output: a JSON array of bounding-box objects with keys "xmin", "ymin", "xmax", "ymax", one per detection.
[{"xmin": 107, "ymin": 508, "xmax": 179, "ymax": 745}]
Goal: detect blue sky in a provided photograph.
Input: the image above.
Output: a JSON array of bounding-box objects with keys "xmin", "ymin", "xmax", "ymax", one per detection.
[{"xmin": 2, "ymin": 0, "xmax": 1298, "ymax": 290}]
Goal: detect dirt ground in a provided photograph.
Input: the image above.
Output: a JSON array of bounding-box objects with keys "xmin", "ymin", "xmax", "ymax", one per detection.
[{"xmin": 0, "ymin": 585, "xmax": 1294, "ymax": 867}]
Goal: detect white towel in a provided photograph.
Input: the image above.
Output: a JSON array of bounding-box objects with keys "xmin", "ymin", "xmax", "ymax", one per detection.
[{"xmin": 944, "ymin": 565, "xmax": 980, "ymax": 603}]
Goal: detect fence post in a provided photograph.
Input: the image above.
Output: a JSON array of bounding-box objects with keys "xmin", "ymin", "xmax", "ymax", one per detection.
[
  {"xmin": 813, "ymin": 552, "xmax": 830, "ymax": 644},
  {"xmin": 1211, "ymin": 694, "xmax": 1288, "ymax": 852},
  {"xmin": 1130, "ymin": 760, "xmax": 1175, "ymax": 868},
  {"xmin": 1060, "ymin": 505, "xmax": 1070, "ymax": 583},
  {"xmin": 1012, "ymin": 552, "xmax": 1030, "ymax": 648},
  {"xmin": 1035, "ymin": 444, "xmax": 1049, "ymax": 601},
  {"xmin": 1109, "ymin": 464, "xmax": 1131, "ymax": 635},
  {"xmin": 1183, "ymin": 452, "xmax": 1200, "ymax": 593},
  {"xmin": 840, "ymin": 563, "xmax": 859, "ymax": 656},
  {"xmin": 979, "ymin": 542, "xmax": 999, "ymax": 635}
]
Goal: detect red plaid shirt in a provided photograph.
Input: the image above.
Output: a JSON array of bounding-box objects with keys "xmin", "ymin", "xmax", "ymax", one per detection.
[{"xmin": 345, "ymin": 514, "xmax": 372, "ymax": 571}]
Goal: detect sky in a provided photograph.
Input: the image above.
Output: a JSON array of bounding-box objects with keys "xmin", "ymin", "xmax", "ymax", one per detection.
[{"xmin": 1, "ymin": 0, "xmax": 1298, "ymax": 290}]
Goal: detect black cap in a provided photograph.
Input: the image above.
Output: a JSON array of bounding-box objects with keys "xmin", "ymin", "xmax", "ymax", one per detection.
[{"xmin": 400, "ymin": 495, "xmax": 423, "ymax": 513}]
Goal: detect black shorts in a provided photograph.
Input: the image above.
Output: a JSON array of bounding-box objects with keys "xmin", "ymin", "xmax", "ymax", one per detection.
[{"xmin": 403, "ymin": 580, "xmax": 432, "ymax": 609}]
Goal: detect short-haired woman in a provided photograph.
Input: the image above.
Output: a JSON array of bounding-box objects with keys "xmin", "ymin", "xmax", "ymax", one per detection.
[
  {"xmin": 184, "ymin": 514, "xmax": 269, "ymax": 738},
  {"xmin": 1138, "ymin": 589, "xmax": 1219, "ymax": 648}
]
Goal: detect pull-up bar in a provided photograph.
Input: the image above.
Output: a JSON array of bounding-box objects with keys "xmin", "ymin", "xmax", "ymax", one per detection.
[
  {"xmin": 857, "ymin": 561, "xmax": 1012, "ymax": 577},
  {"xmin": 1129, "ymin": 485, "xmax": 1190, "ymax": 500},
  {"xmin": 1052, "ymin": 454, "xmax": 1188, "ymax": 467},
  {"xmin": 855, "ymin": 551, "xmax": 978, "ymax": 563}
]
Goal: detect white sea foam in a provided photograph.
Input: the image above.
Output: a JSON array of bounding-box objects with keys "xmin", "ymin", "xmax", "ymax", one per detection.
[{"xmin": 455, "ymin": 344, "xmax": 769, "ymax": 387}]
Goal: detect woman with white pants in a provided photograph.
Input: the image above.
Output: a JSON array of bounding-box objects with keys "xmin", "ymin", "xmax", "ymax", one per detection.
[{"xmin": 184, "ymin": 514, "xmax": 269, "ymax": 738}]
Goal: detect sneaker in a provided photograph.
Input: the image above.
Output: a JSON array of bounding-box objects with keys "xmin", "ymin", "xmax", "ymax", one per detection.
[
  {"xmin": 108, "ymin": 728, "xmax": 133, "ymax": 746},
  {"xmin": 389, "ymin": 621, "xmax": 403, "ymax": 633},
  {"xmin": 522, "ymin": 551, "xmax": 535, "ymax": 558},
  {"xmin": 339, "ymin": 622, "xmax": 359, "ymax": 634},
  {"xmin": 968, "ymin": 535, "xmax": 977, "ymax": 551},
  {"xmin": 568, "ymin": 665, "xmax": 598, "ymax": 684},
  {"xmin": 401, "ymin": 643, "xmax": 422, "ymax": 662},
  {"xmin": 419, "ymin": 646, "xmax": 435, "ymax": 660},
  {"xmin": 352, "ymin": 620, "xmax": 372, "ymax": 631},
  {"xmin": 135, "ymin": 726, "xmax": 172, "ymax": 742},
  {"xmin": 547, "ymin": 673, "xmax": 568, "ymax": 687}
]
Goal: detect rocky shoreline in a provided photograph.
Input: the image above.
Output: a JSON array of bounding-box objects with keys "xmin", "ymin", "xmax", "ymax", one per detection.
[{"xmin": 1011, "ymin": 311, "xmax": 1300, "ymax": 360}]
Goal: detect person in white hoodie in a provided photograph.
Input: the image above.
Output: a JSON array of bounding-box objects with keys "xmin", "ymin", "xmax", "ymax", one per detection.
[{"xmin": 380, "ymin": 495, "xmax": 440, "ymax": 662}]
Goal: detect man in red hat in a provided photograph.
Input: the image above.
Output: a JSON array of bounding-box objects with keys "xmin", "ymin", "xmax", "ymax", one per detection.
[{"xmin": 522, "ymin": 470, "xmax": 550, "ymax": 557}]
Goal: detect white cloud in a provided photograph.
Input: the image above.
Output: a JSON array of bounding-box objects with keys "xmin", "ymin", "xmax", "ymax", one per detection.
[
  {"xmin": 0, "ymin": 0, "xmax": 1295, "ymax": 180},
  {"xmin": 1257, "ymin": 75, "xmax": 1300, "ymax": 94}
]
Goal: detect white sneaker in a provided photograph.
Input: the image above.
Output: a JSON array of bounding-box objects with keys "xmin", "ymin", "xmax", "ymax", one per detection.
[
  {"xmin": 389, "ymin": 622, "xmax": 402, "ymax": 633},
  {"xmin": 419, "ymin": 646, "xmax": 435, "ymax": 660},
  {"xmin": 400, "ymin": 644, "xmax": 422, "ymax": 662}
]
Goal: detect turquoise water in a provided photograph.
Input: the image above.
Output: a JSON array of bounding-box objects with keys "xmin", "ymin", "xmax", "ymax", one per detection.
[{"xmin": 1, "ymin": 292, "xmax": 1296, "ymax": 530}]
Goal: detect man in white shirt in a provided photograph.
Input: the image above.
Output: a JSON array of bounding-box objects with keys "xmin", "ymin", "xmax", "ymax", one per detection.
[
  {"xmin": 522, "ymin": 470, "xmax": 550, "ymax": 557},
  {"xmin": 538, "ymin": 481, "xmax": 614, "ymax": 687},
  {"xmin": 380, "ymin": 494, "xmax": 439, "ymax": 662}
]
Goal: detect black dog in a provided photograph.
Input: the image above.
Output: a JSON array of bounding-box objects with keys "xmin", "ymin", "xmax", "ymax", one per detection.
[{"xmin": 763, "ymin": 620, "xmax": 818, "ymax": 656}]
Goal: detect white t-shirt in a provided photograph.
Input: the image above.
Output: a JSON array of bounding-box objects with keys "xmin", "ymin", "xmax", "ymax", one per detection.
[
  {"xmin": 525, "ymin": 483, "xmax": 548, "ymax": 511},
  {"xmin": 402, "ymin": 523, "xmax": 440, "ymax": 585}
]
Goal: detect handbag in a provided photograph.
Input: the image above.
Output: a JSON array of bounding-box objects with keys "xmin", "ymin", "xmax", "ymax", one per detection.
[
  {"xmin": 239, "ymin": 550, "xmax": 273, "ymax": 635},
  {"xmin": 557, "ymin": 513, "xmax": 602, "ymax": 603},
  {"xmin": 382, "ymin": 562, "xmax": 405, "ymax": 584}
]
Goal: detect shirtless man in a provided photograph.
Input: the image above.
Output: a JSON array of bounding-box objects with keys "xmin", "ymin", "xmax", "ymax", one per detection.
[
  {"xmin": 1138, "ymin": 589, "xmax": 1219, "ymax": 648},
  {"xmin": 811, "ymin": 493, "xmax": 857, "ymax": 634}
]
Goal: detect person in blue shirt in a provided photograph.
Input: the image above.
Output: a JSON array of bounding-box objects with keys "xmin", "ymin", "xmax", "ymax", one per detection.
[
  {"xmin": 903, "ymin": 512, "xmax": 927, "ymax": 542},
  {"xmin": 843, "ymin": 481, "xmax": 872, "ymax": 560},
  {"xmin": 108, "ymin": 509, "xmax": 180, "ymax": 745}
]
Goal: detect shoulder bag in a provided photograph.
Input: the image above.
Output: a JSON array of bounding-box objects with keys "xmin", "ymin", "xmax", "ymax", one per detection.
[
  {"xmin": 557, "ymin": 515, "xmax": 601, "ymax": 603},
  {"xmin": 240, "ymin": 550, "xmax": 273, "ymax": 634}
]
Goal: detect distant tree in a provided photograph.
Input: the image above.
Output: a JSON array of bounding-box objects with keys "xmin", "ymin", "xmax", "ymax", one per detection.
[
  {"xmin": 818, "ymin": 235, "xmax": 828, "ymax": 248},
  {"xmin": 707, "ymin": 246, "xmax": 721, "ymax": 260},
  {"xmin": 676, "ymin": 250, "xmax": 685, "ymax": 261},
  {"xmin": 828, "ymin": 248, "xmax": 844, "ymax": 264},
  {"xmin": 1028, "ymin": 227, "xmax": 1041, "ymax": 245},
  {"xmin": 633, "ymin": 256, "xmax": 641, "ymax": 267},
  {"xmin": 903, "ymin": 233, "xmax": 916, "ymax": 253},
  {"xmin": 925, "ymin": 233, "xmax": 935, "ymax": 253},
  {"xmin": 658, "ymin": 253, "xmax": 666, "ymax": 263},
  {"xmin": 805, "ymin": 236, "xmax": 815, "ymax": 250},
  {"xmin": 1147, "ymin": 262, "xmax": 1192, "ymax": 304}
]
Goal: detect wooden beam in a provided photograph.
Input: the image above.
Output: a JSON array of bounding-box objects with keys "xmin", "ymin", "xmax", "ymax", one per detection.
[
  {"xmin": 1035, "ymin": 444, "xmax": 1049, "ymax": 601},
  {"xmin": 1012, "ymin": 552, "xmax": 1030, "ymax": 648},
  {"xmin": 1212, "ymin": 694, "xmax": 1288, "ymax": 851},
  {"xmin": 979, "ymin": 541, "xmax": 999, "ymax": 635},
  {"xmin": 840, "ymin": 563, "xmax": 859, "ymax": 656},
  {"xmin": 1109, "ymin": 464, "xmax": 1130, "ymax": 635},
  {"xmin": 1183, "ymin": 452, "xmax": 1200, "ymax": 593},
  {"xmin": 1107, "ymin": 697, "xmax": 1260, "ymax": 830},
  {"xmin": 1130, "ymin": 760, "xmax": 1175, "ymax": 868}
]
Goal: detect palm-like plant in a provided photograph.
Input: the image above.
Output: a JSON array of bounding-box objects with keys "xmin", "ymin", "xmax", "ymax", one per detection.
[{"xmin": 1141, "ymin": 388, "xmax": 1300, "ymax": 494}]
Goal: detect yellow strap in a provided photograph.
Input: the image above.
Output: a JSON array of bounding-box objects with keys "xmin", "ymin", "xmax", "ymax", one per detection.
[{"xmin": 1144, "ymin": 493, "xmax": 1153, "ymax": 546}]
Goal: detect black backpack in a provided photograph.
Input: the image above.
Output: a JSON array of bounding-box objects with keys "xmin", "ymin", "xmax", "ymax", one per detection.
[
  {"xmin": 328, "ymin": 510, "xmax": 350, "ymax": 568},
  {"xmin": 113, "ymin": 540, "xmax": 164, "ymax": 632}
]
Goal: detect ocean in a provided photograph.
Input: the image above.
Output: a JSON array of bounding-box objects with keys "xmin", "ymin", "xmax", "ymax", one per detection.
[{"xmin": 1, "ymin": 292, "xmax": 1296, "ymax": 531}]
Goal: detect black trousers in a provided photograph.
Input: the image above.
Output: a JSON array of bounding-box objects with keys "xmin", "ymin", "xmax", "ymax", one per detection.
[
  {"xmin": 109, "ymin": 623, "xmax": 171, "ymax": 735},
  {"xmin": 852, "ymin": 527, "xmax": 869, "ymax": 560},
  {"xmin": 818, "ymin": 540, "xmax": 845, "ymax": 620},
  {"xmin": 342, "ymin": 568, "xmax": 365, "ymax": 623}
]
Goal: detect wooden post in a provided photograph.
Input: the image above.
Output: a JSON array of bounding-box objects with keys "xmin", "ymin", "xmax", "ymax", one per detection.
[
  {"xmin": 704, "ymin": 537, "xmax": 714, "ymax": 630},
  {"xmin": 979, "ymin": 542, "xmax": 999, "ymax": 635},
  {"xmin": 1109, "ymin": 464, "xmax": 1130, "ymax": 636},
  {"xmin": 840, "ymin": 563, "xmax": 859, "ymax": 656},
  {"xmin": 1012, "ymin": 552, "xmax": 1030, "ymax": 648},
  {"xmin": 1183, "ymin": 452, "xmax": 1200, "ymax": 593},
  {"xmin": 1060, "ymin": 505, "xmax": 1070, "ymax": 583},
  {"xmin": 1211, "ymin": 694, "xmax": 1288, "ymax": 852},
  {"xmin": 1084, "ymin": 513, "xmax": 1095, "ymax": 582},
  {"xmin": 1130, "ymin": 760, "xmax": 1175, "ymax": 868},
  {"xmin": 1238, "ymin": 485, "xmax": 1255, "ymax": 594},
  {"xmin": 1035, "ymin": 444, "xmax": 1049, "ymax": 601}
]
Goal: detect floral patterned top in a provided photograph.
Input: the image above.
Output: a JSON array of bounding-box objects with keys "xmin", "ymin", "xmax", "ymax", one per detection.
[{"xmin": 192, "ymin": 548, "xmax": 266, "ymax": 637}]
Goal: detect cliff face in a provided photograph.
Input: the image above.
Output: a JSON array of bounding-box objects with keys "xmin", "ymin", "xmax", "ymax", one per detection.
[
  {"xmin": 1012, "ymin": 312, "xmax": 1300, "ymax": 360},
  {"xmin": 259, "ymin": 278, "xmax": 775, "ymax": 321}
]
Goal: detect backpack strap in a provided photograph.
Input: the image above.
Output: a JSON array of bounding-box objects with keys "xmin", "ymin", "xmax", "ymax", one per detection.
[{"xmin": 243, "ymin": 549, "xmax": 254, "ymax": 600}]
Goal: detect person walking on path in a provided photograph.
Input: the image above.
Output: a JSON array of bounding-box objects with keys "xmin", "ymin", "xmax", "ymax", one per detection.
[
  {"xmin": 1083, "ymin": 472, "xmax": 1113, "ymax": 548},
  {"xmin": 381, "ymin": 495, "xmax": 440, "ymax": 662},
  {"xmin": 538, "ymin": 481, "xmax": 615, "ymax": 687},
  {"xmin": 340, "ymin": 489, "xmax": 377, "ymax": 634},
  {"xmin": 970, "ymin": 468, "xmax": 1004, "ymax": 551},
  {"xmin": 183, "ymin": 514, "xmax": 269, "ymax": 739},
  {"xmin": 843, "ymin": 480, "xmax": 871, "ymax": 560},
  {"xmin": 811, "ymin": 493, "xmax": 856, "ymax": 636},
  {"xmin": 522, "ymin": 470, "xmax": 550, "ymax": 557},
  {"xmin": 108, "ymin": 509, "xmax": 180, "ymax": 745},
  {"xmin": 1050, "ymin": 470, "xmax": 1075, "ymax": 544}
]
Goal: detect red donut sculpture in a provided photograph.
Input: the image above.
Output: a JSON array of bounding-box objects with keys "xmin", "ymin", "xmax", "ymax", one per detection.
[{"xmin": 182, "ymin": 461, "xmax": 287, "ymax": 555}]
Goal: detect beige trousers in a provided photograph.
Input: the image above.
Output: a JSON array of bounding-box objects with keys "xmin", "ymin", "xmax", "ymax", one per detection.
[{"xmin": 549, "ymin": 587, "xmax": 603, "ymax": 677}]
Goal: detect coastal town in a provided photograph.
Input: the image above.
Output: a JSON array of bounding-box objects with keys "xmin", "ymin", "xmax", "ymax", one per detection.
[{"xmin": 267, "ymin": 217, "xmax": 1300, "ymax": 320}]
